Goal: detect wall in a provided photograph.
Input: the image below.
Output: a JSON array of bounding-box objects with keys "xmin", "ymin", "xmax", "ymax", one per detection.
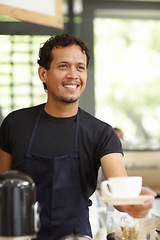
[{"xmin": 124, "ymin": 151, "xmax": 160, "ymax": 194}]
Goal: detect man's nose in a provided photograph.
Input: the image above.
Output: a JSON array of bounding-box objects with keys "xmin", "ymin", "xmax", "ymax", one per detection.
[{"xmin": 66, "ymin": 67, "xmax": 78, "ymax": 79}]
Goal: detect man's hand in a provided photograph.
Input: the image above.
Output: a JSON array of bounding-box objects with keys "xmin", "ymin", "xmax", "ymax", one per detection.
[{"xmin": 116, "ymin": 187, "xmax": 157, "ymax": 218}]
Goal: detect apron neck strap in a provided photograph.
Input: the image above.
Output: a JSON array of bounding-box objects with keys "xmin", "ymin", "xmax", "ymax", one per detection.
[
  {"xmin": 74, "ymin": 110, "xmax": 79, "ymax": 154},
  {"xmin": 27, "ymin": 107, "xmax": 44, "ymax": 153}
]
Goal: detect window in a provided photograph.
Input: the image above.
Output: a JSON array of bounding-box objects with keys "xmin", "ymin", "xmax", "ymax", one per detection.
[
  {"xmin": 94, "ymin": 18, "xmax": 160, "ymax": 149},
  {"xmin": 0, "ymin": 35, "xmax": 49, "ymax": 119}
]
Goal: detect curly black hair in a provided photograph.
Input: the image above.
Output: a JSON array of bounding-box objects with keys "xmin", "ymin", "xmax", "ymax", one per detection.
[{"xmin": 38, "ymin": 33, "xmax": 91, "ymax": 69}]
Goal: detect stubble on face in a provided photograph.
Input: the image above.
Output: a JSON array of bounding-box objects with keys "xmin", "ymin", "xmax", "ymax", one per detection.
[{"xmin": 61, "ymin": 97, "xmax": 79, "ymax": 104}]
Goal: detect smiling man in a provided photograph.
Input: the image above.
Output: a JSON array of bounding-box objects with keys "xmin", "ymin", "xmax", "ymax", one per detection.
[{"xmin": 0, "ymin": 34, "xmax": 156, "ymax": 240}]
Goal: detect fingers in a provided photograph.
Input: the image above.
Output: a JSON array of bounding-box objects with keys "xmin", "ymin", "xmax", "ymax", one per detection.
[
  {"xmin": 115, "ymin": 187, "xmax": 156, "ymax": 219},
  {"xmin": 121, "ymin": 199, "xmax": 154, "ymax": 219},
  {"xmin": 141, "ymin": 187, "xmax": 157, "ymax": 197}
]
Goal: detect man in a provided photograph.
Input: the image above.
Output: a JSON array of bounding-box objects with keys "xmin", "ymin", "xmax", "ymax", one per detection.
[
  {"xmin": 0, "ymin": 34, "xmax": 156, "ymax": 240},
  {"xmin": 114, "ymin": 127, "xmax": 123, "ymax": 141}
]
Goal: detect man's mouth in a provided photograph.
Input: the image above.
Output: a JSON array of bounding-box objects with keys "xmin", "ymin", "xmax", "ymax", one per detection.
[
  {"xmin": 64, "ymin": 85, "xmax": 77, "ymax": 89},
  {"xmin": 63, "ymin": 83, "xmax": 80, "ymax": 89}
]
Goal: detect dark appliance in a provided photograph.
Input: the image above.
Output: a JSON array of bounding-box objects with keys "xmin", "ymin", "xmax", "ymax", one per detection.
[{"xmin": 0, "ymin": 170, "xmax": 40, "ymax": 240}]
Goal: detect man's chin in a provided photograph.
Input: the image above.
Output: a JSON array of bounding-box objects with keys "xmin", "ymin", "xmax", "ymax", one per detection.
[{"xmin": 62, "ymin": 97, "xmax": 79, "ymax": 103}]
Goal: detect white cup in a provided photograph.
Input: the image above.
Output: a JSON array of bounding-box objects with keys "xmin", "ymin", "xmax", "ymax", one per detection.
[{"xmin": 100, "ymin": 176, "xmax": 142, "ymax": 198}]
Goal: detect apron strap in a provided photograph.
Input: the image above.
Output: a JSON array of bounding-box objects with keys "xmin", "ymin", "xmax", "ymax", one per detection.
[
  {"xmin": 74, "ymin": 110, "xmax": 79, "ymax": 154},
  {"xmin": 27, "ymin": 107, "xmax": 44, "ymax": 154}
]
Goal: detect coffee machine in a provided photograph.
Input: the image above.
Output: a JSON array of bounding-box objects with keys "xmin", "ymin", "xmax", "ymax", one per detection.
[{"xmin": 0, "ymin": 170, "xmax": 40, "ymax": 240}]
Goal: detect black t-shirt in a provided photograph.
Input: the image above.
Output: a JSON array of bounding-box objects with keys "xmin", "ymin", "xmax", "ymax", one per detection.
[{"xmin": 0, "ymin": 103, "xmax": 123, "ymax": 198}]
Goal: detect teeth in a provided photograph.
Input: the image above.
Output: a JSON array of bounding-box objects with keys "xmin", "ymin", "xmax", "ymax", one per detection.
[{"xmin": 64, "ymin": 85, "xmax": 77, "ymax": 89}]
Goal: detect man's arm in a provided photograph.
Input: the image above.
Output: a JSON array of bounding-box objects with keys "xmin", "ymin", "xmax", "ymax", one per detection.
[
  {"xmin": 0, "ymin": 149, "xmax": 13, "ymax": 172},
  {"xmin": 100, "ymin": 152, "xmax": 128, "ymax": 179},
  {"xmin": 100, "ymin": 152, "xmax": 156, "ymax": 218}
]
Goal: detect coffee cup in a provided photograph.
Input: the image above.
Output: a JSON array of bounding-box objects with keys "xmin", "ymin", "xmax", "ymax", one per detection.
[{"xmin": 100, "ymin": 176, "xmax": 142, "ymax": 198}]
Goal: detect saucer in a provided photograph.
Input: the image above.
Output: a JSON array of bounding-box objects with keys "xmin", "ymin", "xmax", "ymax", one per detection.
[{"xmin": 99, "ymin": 195, "xmax": 154, "ymax": 205}]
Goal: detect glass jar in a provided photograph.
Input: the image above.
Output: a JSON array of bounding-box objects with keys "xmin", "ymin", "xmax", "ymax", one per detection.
[{"xmin": 106, "ymin": 204, "xmax": 140, "ymax": 240}]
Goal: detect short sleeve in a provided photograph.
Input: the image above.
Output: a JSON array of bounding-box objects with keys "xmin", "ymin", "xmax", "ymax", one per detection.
[
  {"xmin": 97, "ymin": 125, "xmax": 123, "ymax": 160},
  {"xmin": 0, "ymin": 115, "xmax": 12, "ymax": 154}
]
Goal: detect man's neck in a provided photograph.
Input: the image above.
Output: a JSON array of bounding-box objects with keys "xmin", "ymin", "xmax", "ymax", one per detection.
[{"xmin": 44, "ymin": 101, "xmax": 79, "ymax": 118}]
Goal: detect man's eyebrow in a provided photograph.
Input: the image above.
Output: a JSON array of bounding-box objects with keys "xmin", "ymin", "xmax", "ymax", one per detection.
[
  {"xmin": 77, "ymin": 62, "xmax": 87, "ymax": 67},
  {"xmin": 57, "ymin": 61, "xmax": 68, "ymax": 64},
  {"xmin": 57, "ymin": 61, "xmax": 86, "ymax": 66}
]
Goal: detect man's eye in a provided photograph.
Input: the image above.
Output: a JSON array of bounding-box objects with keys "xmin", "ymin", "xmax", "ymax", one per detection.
[
  {"xmin": 59, "ymin": 64, "xmax": 67, "ymax": 68},
  {"xmin": 78, "ymin": 66, "xmax": 85, "ymax": 71}
]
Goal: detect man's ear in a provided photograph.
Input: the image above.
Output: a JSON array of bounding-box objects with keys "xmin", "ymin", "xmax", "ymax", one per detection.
[{"xmin": 38, "ymin": 66, "xmax": 47, "ymax": 83}]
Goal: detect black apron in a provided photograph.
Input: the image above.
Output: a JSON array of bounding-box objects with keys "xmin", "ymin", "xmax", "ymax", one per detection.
[{"xmin": 25, "ymin": 108, "xmax": 92, "ymax": 240}]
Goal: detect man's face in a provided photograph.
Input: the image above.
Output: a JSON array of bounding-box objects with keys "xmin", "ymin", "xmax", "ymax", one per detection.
[{"xmin": 40, "ymin": 44, "xmax": 87, "ymax": 104}]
